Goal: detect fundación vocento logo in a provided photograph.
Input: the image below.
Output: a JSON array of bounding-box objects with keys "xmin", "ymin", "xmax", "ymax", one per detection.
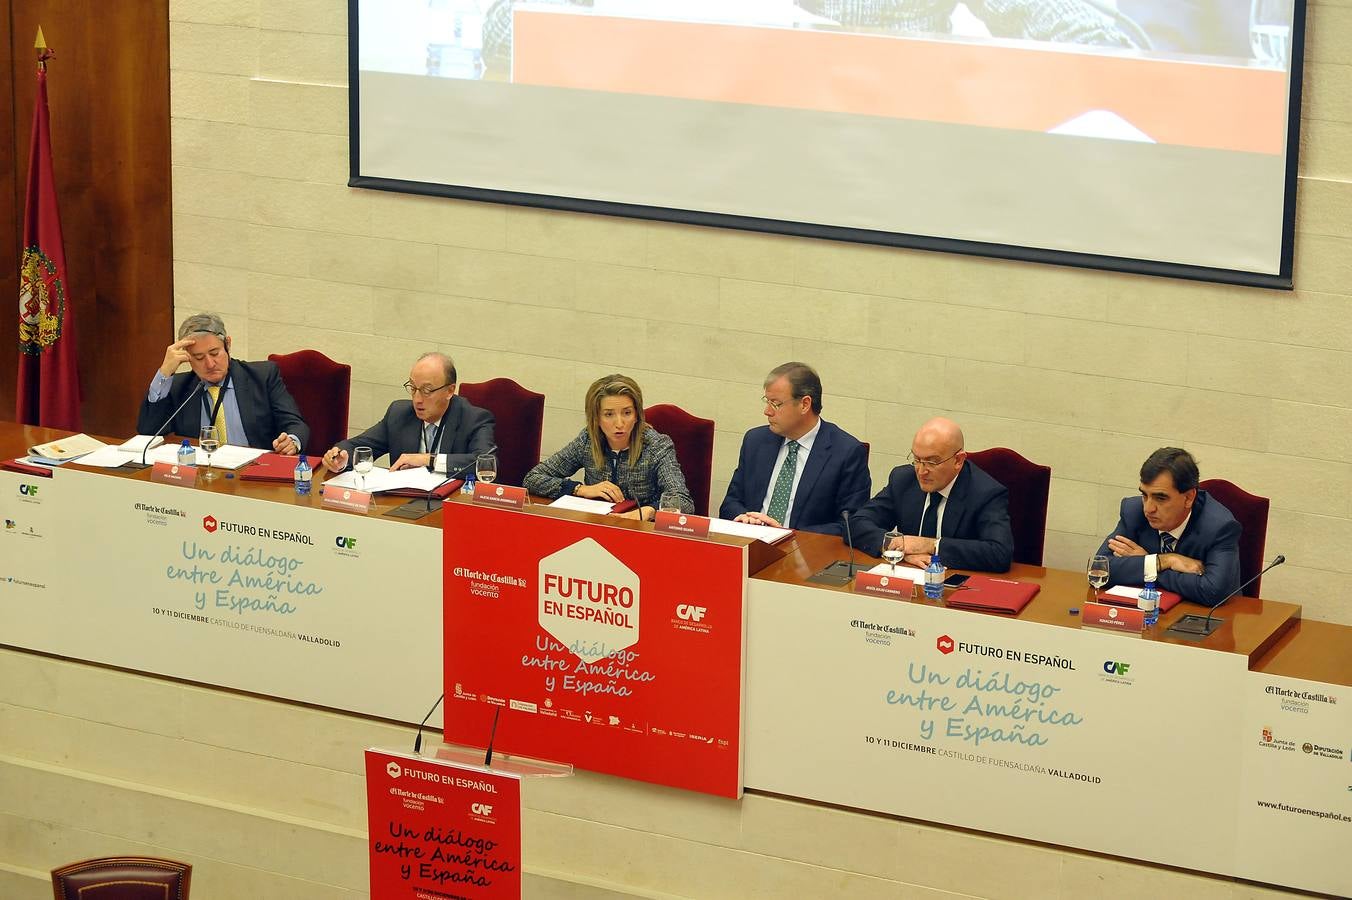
[
  {"xmin": 936, "ymin": 634, "xmax": 955, "ymax": 655},
  {"xmin": 202, "ymin": 515, "xmax": 218, "ymax": 533},
  {"xmin": 386, "ymin": 761, "xmax": 402, "ymax": 779},
  {"xmin": 539, "ymin": 538, "xmax": 640, "ymax": 663}
]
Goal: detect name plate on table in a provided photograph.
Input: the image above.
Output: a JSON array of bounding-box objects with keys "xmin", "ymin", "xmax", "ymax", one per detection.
[
  {"xmin": 321, "ymin": 483, "xmax": 372, "ymax": 512},
  {"xmin": 473, "ymin": 482, "xmax": 526, "ymax": 509},
  {"xmin": 150, "ymin": 461, "xmax": 196, "ymax": 485},
  {"xmin": 1081, "ymin": 601, "xmax": 1145, "ymax": 633},
  {"xmin": 653, "ymin": 510, "xmax": 710, "ymax": 537},
  {"xmin": 853, "ymin": 571, "xmax": 914, "ymax": 599}
]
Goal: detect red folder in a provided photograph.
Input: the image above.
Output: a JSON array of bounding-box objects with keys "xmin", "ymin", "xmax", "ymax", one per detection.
[
  {"xmin": 1096, "ymin": 588, "xmax": 1184, "ymax": 613},
  {"xmin": 1, "ymin": 458, "xmax": 54, "ymax": 477},
  {"xmin": 239, "ymin": 453, "xmax": 321, "ymax": 482},
  {"xmin": 944, "ymin": 575, "xmax": 1040, "ymax": 615}
]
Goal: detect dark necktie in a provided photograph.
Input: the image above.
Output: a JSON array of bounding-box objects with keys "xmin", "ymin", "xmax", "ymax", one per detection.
[
  {"xmin": 766, "ymin": 441, "xmax": 800, "ymax": 524},
  {"xmin": 920, "ymin": 493, "xmax": 942, "ymax": 538},
  {"xmin": 1160, "ymin": 533, "xmax": 1177, "ymax": 554}
]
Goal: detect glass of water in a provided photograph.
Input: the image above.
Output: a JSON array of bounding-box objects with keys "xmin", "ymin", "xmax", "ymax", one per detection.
[
  {"xmin": 475, "ymin": 453, "xmax": 498, "ymax": 484},
  {"xmin": 1088, "ymin": 554, "xmax": 1110, "ymax": 591},
  {"xmin": 882, "ymin": 529, "xmax": 904, "ymax": 573},
  {"xmin": 659, "ymin": 492, "xmax": 681, "ymax": 515},
  {"xmin": 353, "ymin": 446, "xmax": 373, "ymax": 491},
  {"xmin": 199, "ymin": 425, "xmax": 219, "ymax": 481}
]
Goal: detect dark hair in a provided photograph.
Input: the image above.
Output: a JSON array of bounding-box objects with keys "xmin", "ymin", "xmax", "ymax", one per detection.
[
  {"xmin": 764, "ymin": 362, "xmax": 822, "ymax": 414},
  {"xmin": 1140, "ymin": 447, "xmax": 1199, "ymax": 494}
]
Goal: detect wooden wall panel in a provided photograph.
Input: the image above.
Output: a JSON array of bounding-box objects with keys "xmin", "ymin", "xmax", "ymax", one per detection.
[{"xmin": 2, "ymin": 0, "xmax": 171, "ymax": 433}]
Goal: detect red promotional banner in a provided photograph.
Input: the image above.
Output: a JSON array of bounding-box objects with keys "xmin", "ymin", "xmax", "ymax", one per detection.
[
  {"xmin": 442, "ymin": 503, "xmax": 747, "ymax": 798},
  {"xmin": 365, "ymin": 749, "xmax": 521, "ymax": 899}
]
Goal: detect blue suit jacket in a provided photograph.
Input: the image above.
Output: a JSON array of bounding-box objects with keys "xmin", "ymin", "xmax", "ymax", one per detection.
[
  {"xmin": 136, "ymin": 358, "xmax": 309, "ymax": 451},
  {"xmin": 719, "ymin": 420, "xmax": 870, "ymax": 533},
  {"xmin": 1096, "ymin": 490, "xmax": 1241, "ymax": 607},
  {"xmin": 850, "ymin": 461, "xmax": 1014, "ymax": 573}
]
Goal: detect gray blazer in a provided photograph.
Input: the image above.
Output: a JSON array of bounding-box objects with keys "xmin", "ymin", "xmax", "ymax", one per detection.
[{"xmin": 525, "ymin": 426, "xmax": 694, "ymax": 513}]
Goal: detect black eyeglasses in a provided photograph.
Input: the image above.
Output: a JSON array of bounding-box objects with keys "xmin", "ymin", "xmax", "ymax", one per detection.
[{"xmin": 403, "ymin": 381, "xmax": 453, "ymax": 398}]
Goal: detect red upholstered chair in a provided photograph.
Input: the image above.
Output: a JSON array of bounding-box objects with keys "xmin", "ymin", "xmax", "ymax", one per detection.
[
  {"xmin": 458, "ymin": 378, "xmax": 545, "ymax": 487},
  {"xmin": 52, "ymin": 856, "xmax": 191, "ymax": 899},
  {"xmin": 644, "ymin": 404, "xmax": 715, "ymax": 516},
  {"xmin": 267, "ymin": 349, "xmax": 351, "ymax": 453},
  {"xmin": 965, "ymin": 447, "xmax": 1051, "ymax": 567},
  {"xmin": 1199, "ymin": 478, "xmax": 1271, "ymax": 597}
]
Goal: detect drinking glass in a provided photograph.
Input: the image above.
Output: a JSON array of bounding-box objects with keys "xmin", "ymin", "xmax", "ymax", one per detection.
[
  {"xmin": 882, "ymin": 529, "xmax": 904, "ymax": 573},
  {"xmin": 198, "ymin": 425, "xmax": 219, "ymax": 481},
  {"xmin": 353, "ymin": 446, "xmax": 373, "ymax": 491},
  {"xmin": 659, "ymin": 492, "xmax": 681, "ymax": 515},
  {"xmin": 1088, "ymin": 554, "xmax": 1110, "ymax": 591},
  {"xmin": 475, "ymin": 453, "xmax": 498, "ymax": 484}
]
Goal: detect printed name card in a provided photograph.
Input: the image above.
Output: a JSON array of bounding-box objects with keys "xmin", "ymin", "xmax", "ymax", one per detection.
[
  {"xmin": 1081, "ymin": 601, "xmax": 1145, "ymax": 633},
  {"xmin": 322, "ymin": 483, "xmax": 372, "ymax": 513},
  {"xmin": 150, "ymin": 461, "xmax": 196, "ymax": 485},
  {"xmin": 653, "ymin": 510, "xmax": 711, "ymax": 537},
  {"xmin": 853, "ymin": 571, "xmax": 914, "ymax": 599},
  {"xmin": 473, "ymin": 482, "xmax": 527, "ymax": 509}
]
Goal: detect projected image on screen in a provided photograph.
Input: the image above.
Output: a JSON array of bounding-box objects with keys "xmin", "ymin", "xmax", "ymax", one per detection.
[{"xmin": 352, "ymin": 0, "xmax": 1303, "ymax": 284}]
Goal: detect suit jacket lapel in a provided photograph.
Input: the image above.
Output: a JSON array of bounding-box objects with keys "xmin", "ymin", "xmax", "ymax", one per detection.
[
  {"xmin": 747, "ymin": 431, "xmax": 780, "ymax": 510},
  {"xmin": 436, "ymin": 396, "xmax": 464, "ymax": 454},
  {"xmin": 791, "ymin": 423, "xmax": 831, "ymax": 522},
  {"xmin": 938, "ymin": 465, "xmax": 969, "ymax": 537}
]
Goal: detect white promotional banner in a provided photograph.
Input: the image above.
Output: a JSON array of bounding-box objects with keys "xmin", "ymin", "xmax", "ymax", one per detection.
[
  {"xmin": 744, "ymin": 580, "xmax": 1249, "ymax": 875},
  {"xmin": 1235, "ymin": 673, "xmax": 1352, "ymax": 896},
  {"xmin": 0, "ymin": 467, "xmax": 442, "ymax": 724}
]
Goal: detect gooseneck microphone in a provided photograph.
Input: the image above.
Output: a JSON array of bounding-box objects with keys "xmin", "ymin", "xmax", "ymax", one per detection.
[
  {"xmin": 412, "ymin": 694, "xmax": 444, "ymax": 755},
  {"xmin": 129, "ymin": 379, "xmax": 206, "ymax": 469},
  {"xmin": 1167, "ymin": 554, "xmax": 1286, "ymax": 638},
  {"xmin": 842, "ymin": 510, "xmax": 858, "ymax": 579}
]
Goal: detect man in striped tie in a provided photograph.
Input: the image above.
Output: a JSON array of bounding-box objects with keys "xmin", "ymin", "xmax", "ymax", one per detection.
[
  {"xmin": 1097, "ymin": 447, "xmax": 1241, "ymax": 607},
  {"xmin": 137, "ymin": 312, "xmax": 309, "ymax": 454}
]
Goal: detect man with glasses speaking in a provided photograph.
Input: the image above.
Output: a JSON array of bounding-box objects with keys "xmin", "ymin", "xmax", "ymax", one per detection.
[
  {"xmin": 720, "ymin": 362, "xmax": 870, "ymax": 533},
  {"xmin": 322, "ymin": 352, "xmax": 494, "ymax": 474},
  {"xmin": 850, "ymin": 417, "xmax": 1014, "ymax": 573}
]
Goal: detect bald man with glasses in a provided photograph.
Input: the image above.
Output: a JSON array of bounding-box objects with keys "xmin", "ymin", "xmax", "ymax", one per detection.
[
  {"xmin": 849, "ymin": 417, "xmax": 1014, "ymax": 573},
  {"xmin": 322, "ymin": 352, "xmax": 494, "ymax": 474}
]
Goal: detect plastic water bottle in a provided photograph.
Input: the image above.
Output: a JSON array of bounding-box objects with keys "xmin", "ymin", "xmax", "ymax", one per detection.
[
  {"xmin": 293, "ymin": 455, "xmax": 312, "ymax": 495},
  {"xmin": 1138, "ymin": 580, "xmax": 1160, "ymax": 627},
  {"xmin": 924, "ymin": 554, "xmax": 945, "ymax": 600},
  {"xmin": 461, "ymin": 471, "xmax": 476, "ymax": 495},
  {"xmin": 176, "ymin": 439, "xmax": 195, "ymax": 469}
]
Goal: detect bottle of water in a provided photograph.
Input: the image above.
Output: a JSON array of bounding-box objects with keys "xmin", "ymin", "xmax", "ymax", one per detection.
[
  {"xmin": 176, "ymin": 439, "xmax": 195, "ymax": 469},
  {"xmin": 293, "ymin": 455, "xmax": 312, "ymax": 495},
  {"xmin": 924, "ymin": 553, "xmax": 945, "ymax": 600},
  {"xmin": 1138, "ymin": 580, "xmax": 1160, "ymax": 627},
  {"xmin": 461, "ymin": 471, "xmax": 476, "ymax": 495}
]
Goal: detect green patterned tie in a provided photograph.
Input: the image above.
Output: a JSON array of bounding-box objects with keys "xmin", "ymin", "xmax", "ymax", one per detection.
[{"xmin": 766, "ymin": 440, "xmax": 800, "ymax": 524}]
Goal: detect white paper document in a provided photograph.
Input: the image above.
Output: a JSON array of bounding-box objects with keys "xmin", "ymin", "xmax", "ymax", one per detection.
[
  {"xmin": 707, "ymin": 518, "xmax": 793, "ymax": 544},
  {"xmin": 864, "ymin": 563, "xmax": 927, "ymax": 584},
  {"xmin": 325, "ymin": 466, "xmax": 448, "ymax": 493},
  {"xmin": 118, "ymin": 435, "xmax": 165, "ymax": 453},
  {"xmin": 548, "ymin": 495, "xmax": 617, "ymax": 514},
  {"xmin": 146, "ymin": 444, "xmax": 266, "ymax": 470},
  {"xmin": 1102, "ymin": 585, "xmax": 1146, "ymax": 601},
  {"xmin": 70, "ymin": 446, "xmax": 145, "ymax": 468}
]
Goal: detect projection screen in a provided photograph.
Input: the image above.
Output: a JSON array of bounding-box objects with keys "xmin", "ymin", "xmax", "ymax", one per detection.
[{"xmin": 349, "ymin": 1, "xmax": 1306, "ymax": 288}]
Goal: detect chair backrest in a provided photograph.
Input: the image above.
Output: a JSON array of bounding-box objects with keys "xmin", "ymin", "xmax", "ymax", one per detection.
[
  {"xmin": 643, "ymin": 403, "xmax": 715, "ymax": 516},
  {"xmin": 1198, "ymin": 478, "xmax": 1270, "ymax": 597},
  {"xmin": 458, "ymin": 378, "xmax": 545, "ymax": 487},
  {"xmin": 52, "ymin": 856, "xmax": 191, "ymax": 900},
  {"xmin": 964, "ymin": 447, "xmax": 1051, "ymax": 567},
  {"xmin": 266, "ymin": 349, "xmax": 351, "ymax": 453}
]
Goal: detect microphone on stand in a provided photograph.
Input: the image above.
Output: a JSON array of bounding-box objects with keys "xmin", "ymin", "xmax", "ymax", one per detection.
[
  {"xmin": 809, "ymin": 510, "xmax": 858, "ymax": 586},
  {"xmin": 1166, "ymin": 555, "xmax": 1285, "ymax": 639},
  {"xmin": 126, "ymin": 380, "xmax": 207, "ymax": 470},
  {"xmin": 412, "ymin": 694, "xmax": 444, "ymax": 755}
]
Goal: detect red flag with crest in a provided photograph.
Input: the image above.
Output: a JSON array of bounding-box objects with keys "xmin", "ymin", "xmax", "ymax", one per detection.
[{"xmin": 16, "ymin": 46, "xmax": 81, "ymax": 431}]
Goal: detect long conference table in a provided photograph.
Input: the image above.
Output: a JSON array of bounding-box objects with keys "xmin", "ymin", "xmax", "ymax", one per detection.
[{"xmin": 2, "ymin": 420, "xmax": 1349, "ymax": 895}]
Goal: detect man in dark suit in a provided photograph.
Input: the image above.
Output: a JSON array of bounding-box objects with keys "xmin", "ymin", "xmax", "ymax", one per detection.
[
  {"xmin": 322, "ymin": 352, "xmax": 495, "ymax": 474},
  {"xmin": 719, "ymin": 362, "xmax": 870, "ymax": 533},
  {"xmin": 850, "ymin": 417, "xmax": 1013, "ymax": 572},
  {"xmin": 1097, "ymin": 447, "xmax": 1240, "ymax": 607},
  {"xmin": 137, "ymin": 313, "xmax": 308, "ymax": 453}
]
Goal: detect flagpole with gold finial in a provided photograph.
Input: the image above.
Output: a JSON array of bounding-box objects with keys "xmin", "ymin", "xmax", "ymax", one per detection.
[{"xmin": 35, "ymin": 26, "xmax": 54, "ymax": 71}]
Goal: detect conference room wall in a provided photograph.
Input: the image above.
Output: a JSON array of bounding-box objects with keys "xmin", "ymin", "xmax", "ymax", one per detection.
[{"xmin": 166, "ymin": 0, "xmax": 1352, "ymax": 625}]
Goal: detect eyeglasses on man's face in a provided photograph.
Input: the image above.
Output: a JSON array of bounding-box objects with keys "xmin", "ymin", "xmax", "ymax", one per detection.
[
  {"xmin": 907, "ymin": 450, "xmax": 962, "ymax": 470},
  {"xmin": 404, "ymin": 381, "xmax": 453, "ymax": 398}
]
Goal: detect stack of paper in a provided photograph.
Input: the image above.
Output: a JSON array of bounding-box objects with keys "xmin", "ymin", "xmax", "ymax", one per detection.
[{"xmin": 325, "ymin": 466, "xmax": 448, "ymax": 493}]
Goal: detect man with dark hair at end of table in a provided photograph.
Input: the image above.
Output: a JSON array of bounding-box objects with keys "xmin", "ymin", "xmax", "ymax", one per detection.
[
  {"xmin": 137, "ymin": 312, "xmax": 309, "ymax": 454},
  {"xmin": 1097, "ymin": 447, "xmax": 1241, "ymax": 607},
  {"xmin": 322, "ymin": 352, "xmax": 495, "ymax": 474},
  {"xmin": 720, "ymin": 361, "xmax": 871, "ymax": 533},
  {"xmin": 849, "ymin": 417, "xmax": 1014, "ymax": 572}
]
